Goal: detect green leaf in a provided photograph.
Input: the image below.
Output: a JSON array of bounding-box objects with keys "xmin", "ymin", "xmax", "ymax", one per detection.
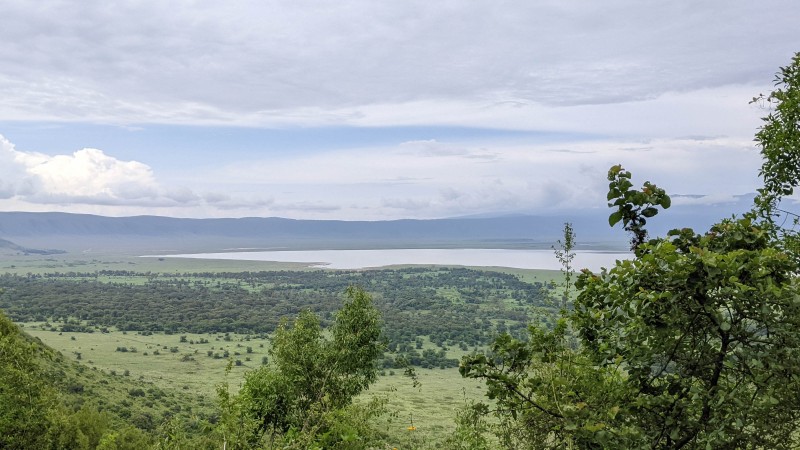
[
  {"xmin": 641, "ymin": 207, "xmax": 658, "ymax": 218},
  {"xmin": 584, "ymin": 422, "xmax": 606, "ymax": 432},
  {"xmin": 609, "ymin": 211, "xmax": 623, "ymax": 227}
]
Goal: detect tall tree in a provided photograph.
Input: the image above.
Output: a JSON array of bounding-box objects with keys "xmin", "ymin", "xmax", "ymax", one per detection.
[{"xmin": 230, "ymin": 286, "xmax": 384, "ymax": 448}]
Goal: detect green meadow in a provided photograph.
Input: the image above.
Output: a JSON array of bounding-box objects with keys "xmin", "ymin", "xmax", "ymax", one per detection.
[{"xmin": 23, "ymin": 325, "xmax": 488, "ymax": 447}]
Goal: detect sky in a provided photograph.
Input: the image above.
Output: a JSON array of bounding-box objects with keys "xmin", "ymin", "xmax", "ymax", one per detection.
[{"xmin": 0, "ymin": 1, "xmax": 798, "ymax": 220}]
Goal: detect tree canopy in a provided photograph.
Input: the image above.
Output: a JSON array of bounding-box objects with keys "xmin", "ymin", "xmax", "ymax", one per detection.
[{"xmin": 222, "ymin": 286, "xmax": 385, "ymax": 449}]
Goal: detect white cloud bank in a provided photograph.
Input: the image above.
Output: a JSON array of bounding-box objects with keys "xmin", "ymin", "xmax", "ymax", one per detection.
[
  {"xmin": 0, "ymin": 132, "xmax": 763, "ymax": 220},
  {"xmin": 0, "ymin": 135, "xmax": 205, "ymax": 209},
  {"xmin": 0, "ymin": 1, "xmax": 797, "ymax": 128},
  {"xmin": 213, "ymin": 135, "xmax": 763, "ymax": 220}
]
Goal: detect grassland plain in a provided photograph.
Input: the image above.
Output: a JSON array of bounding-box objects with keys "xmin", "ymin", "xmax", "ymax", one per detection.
[
  {"xmin": 0, "ymin": 250, "xmax": 566, "ymax": 283},
  {"xmin": 0, "ymin": 252, "xmax": 317, "ymax": 275},
  {"xmin": 22, "ymin": 327, "xmax": 271, "ymax": 393},
  {"xmin": 6, "ymin": 252, "xmax": 563, "ymax": 447},
  {"xmin": 24, "ymin": 325, "xmax": 487, "ymax": 447}
]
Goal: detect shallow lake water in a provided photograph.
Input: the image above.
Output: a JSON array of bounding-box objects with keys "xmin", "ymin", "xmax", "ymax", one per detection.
[{"xmin": 147, "ymin": 248, "xmax": 631, "ymax": 271}]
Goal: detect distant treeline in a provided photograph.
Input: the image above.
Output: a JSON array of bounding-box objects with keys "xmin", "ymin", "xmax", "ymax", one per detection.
[{"xmin": 0, "ymin": 268, "xmax": 554, "ymax": 367}]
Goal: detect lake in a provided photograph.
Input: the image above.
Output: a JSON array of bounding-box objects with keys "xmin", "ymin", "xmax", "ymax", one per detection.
[{"xmin": 148, "ymin": 248, "xmax": 631, "ymax": 271}]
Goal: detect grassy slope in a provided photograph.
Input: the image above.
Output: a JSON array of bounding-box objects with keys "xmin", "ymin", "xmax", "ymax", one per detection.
[
  {"xmin": 23, "ymin": 326, "xmax": 270, "ymax": 394},
  {"xmin": 2, "ymin": 315, "xmax": 215, "ymax": 440}
]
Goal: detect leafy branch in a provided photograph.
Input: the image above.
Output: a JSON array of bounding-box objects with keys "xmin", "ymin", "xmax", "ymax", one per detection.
[{"xmin": 606, "ymin": 164, "xmax": 671, "ymax": 252}]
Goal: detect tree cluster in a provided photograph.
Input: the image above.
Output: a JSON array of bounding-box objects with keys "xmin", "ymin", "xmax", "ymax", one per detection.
[{"xmin": 0, "ymin": 267, "xmax": 550, "ymax": 368}]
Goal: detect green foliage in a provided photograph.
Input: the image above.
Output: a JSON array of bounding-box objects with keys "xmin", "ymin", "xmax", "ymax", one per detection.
[
  {"xmin": 0, "ymin": 310, "xmax": 56, "ymax": 448},
  {"xmin": 4, "ymin": 265, "xmax": 546, "ymax": 447},
  {"xmin": 49, "ymin": 404, "xmax": 110, "ymax": 450},
  {"xmin": 215, "ymin": 359, "xmax": 259, "ymax": 449},
  {"xmin": 95, "ymin": 426, "xmax": 153, "ymax": 450},
  {"xmin": 305, "ymin": 396, "xmax": 389, "ymax": 450},
  {"xmin": 751, "ymin": 52, "xmax": 800, "ymax": 265},
  {"xmin": 47, "ymin": 403, "xmax": 153, "ymax": 450},
  {"xmin": 0, "ymin": 266, "xmax": 550, "ymax": 366},
  {"xmin": 571, "ymin": 214, "xmax": 800, "ymax": 448},
  {"xmin": 552, "ymin": 222, "xmax": 576, "ymax": 310},
  {"xmin": 460, "ymin": 317, "xmax": 629, "ymax": 448},
  {"xmin": 460, "ymin": 224, "xmax": 628, "ymax": 448},
  {"xmin": 754, "ymin": 52, "xmax": 800, "ymax": 214},
  {"xmin": 445, "ymin": 400, "xmax": 492, "ymax": 450},
  {"xmin": 0, "ymin": 309, "xmax": 155, "ymax": 450},
  {"xmin": 464, "ymin": 198, "xmax": 800, "ymax": 448},
  {"xmin": 461, "ymin": 54, "xmax": 800, "ymax": 449},
  {"xmin": 606, "ymin": 164, "xmax": 671, "ymax": 252},
  {"xmin": 232, "ymin": 286, "xmax": 384, "ymax": 446}
]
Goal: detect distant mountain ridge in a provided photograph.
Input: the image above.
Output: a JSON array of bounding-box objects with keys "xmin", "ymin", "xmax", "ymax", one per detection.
[
  {"xmin": 0, "ymin": 200, "xmax": 754, "ymax": 254},
  {"xmin": 0, "ymin": 211, "xmax": 575, "ymax": 237},
  {"xmin": 0, "ymin": 211, "xmax": 624, "ymax": 253}
]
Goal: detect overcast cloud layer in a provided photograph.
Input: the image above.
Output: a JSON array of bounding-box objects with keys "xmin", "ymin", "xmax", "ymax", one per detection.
[{"xmin": 0, "ymin": 1, "xmax": 798, "ymax": 219}]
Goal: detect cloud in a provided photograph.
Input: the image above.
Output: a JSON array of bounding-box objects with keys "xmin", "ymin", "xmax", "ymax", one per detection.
[
  {"xmin": 400, "ymin": 140, "xmax": 499, "ymax": 161},
  {"xmin": 381, "ymin": 197, "xmax": 431, "ymax": 210},
  {"xmin": 0, "ymin": 130, "xmax": 766, "ymax": 220},
  {"xmin": 670, "ymin": 194, "xmax": 742, "ymax": 206},
  {"xmin": 0, "ymin": 136, "xmax": 43, "ymax": 198},
  {"xmin": 0, "ymin": 134, "xmax": 230, "ymax": 209},
  {"xmin": 209, "ymin": 196, "xmax": 275, "ymax": 211},
  {"xmin": 0, "ymin": 1, "xmax": 797, "ymax": 126},
  {"xmin": 271, "ymin": 202, "xmax": 341, "ymax": 213},
  {"xmin": 22, "ymin": 148, "xmax": 160, "ymax": 201},
  {"xmin": 2, "ymin": 0, "xmax": 790, "ymax": 223},
  {"xmin": 216, "ymin": 132, "xmax": 765, "ymax": 220},
  {"xmin": 202, "ymin": 192, "xmax": 232, "ymax": 204}
]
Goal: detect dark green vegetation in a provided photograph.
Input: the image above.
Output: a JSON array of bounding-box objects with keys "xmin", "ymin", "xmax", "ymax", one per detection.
[
  {"xmin": 459, "ymin": 53, "xmax": 800, "ymax": 449},
  {"xmin": 0, "ymin": 267, "xmax": 551, "ymax": 370}
]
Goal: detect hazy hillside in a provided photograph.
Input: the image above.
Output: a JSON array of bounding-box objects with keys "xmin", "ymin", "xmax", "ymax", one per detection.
[
  {"xmin": 0, "ymin": 211, "xmax": 620, "ymax": 252},
  {"xmin": 0, "ymin": 237, "xmax": 65, "ymax": 255},
  {"xmin": 0, "ymin": 199, "xmax": 752, "ymax": 254}
]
